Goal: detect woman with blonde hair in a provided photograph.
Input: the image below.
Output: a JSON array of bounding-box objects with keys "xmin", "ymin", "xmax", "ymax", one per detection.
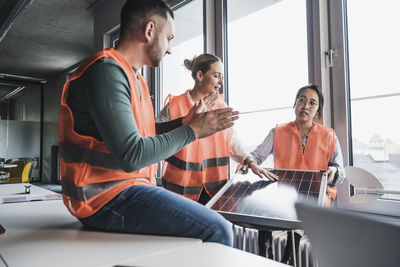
[{"xmin": 157, "ymin": 54, "xmax": 271, "ymax": 204}]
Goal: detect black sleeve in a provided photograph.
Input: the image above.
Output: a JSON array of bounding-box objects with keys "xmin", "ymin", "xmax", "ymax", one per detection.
[{"xmin": 155, "ymin": 118, "xmax": 183, "ymax": 134}]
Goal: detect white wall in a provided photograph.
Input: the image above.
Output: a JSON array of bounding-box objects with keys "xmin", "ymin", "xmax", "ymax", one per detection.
[{"xmin": 0, "ymin": 120, "xmax": 40, "ymax": 159}]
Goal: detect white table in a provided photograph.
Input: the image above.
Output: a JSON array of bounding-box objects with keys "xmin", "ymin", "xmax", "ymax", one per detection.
[
  {"xmin": 113, "ymin": 242, "xmax": 290, "ymax": 267},
  {"xmin": 0, "ymin": 183, "xmax": 61, "ymax": 203},
  {"xmin": 0, "ymin": 184, "xmax": 201, "ymax": 267},
  {"xmin": 0, "ymin": 184, "xmax": 288, "ymax": 267}
]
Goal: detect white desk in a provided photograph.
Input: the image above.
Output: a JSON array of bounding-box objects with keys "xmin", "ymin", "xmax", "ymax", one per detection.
[
  {"xmin": 113, "ymin": 242, "xmax": 290, "ymax": 267},
  {"xmin": 0, "ymin": 185, "xmax": 201, "ymax": 267},
  {"xmin": 0, "ymin": 183, "xmax": 61, "ymax": 203},
  {"xmin": 0, "ymin": 183, "xmax": 55, "ymax": 196},
  {"xmin": 0, "ymin": 184, "xmax": 286, "ymax": 267}
]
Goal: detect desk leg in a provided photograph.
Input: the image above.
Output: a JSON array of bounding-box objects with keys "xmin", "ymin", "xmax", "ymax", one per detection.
[{"xmin": 291, "ymin": 230, "xmax": 297, "ymax": 267}]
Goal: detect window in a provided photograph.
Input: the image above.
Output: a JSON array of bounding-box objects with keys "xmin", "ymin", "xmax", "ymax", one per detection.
[
  {"xmin": 347, "ymin": 0, "xmax": 400, "ymax": 200},
  {"xmin": 159, "ymin": 0, "xmax": 204, "ymax": 110},
  {"xmin": 226, "ymin": 0, "xmax": 309, "ymax": 169},
  {"xmin": 154, "ymin": 0, "xmax": 203, "ymax": 180}
]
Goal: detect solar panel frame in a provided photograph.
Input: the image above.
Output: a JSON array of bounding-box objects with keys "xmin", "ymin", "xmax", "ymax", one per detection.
[{"xmin": 207, "ymin": 168, "xmax": 327, "ymax": 230}]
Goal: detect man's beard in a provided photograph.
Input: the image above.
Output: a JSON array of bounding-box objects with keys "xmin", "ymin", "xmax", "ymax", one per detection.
[{"xmin": 147, "ymin": 36, "xmax": 163, "ymax": 67}]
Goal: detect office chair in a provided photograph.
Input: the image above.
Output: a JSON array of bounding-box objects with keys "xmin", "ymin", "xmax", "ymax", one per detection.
[{"xmin": 22, "ymin": 160, "xmax": 37, "ymax": 183}]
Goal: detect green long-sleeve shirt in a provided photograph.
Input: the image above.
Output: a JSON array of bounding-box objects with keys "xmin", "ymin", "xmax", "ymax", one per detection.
[{"xmin": 66, "ymin": 57, "xmax": 195, "ymax": 172}]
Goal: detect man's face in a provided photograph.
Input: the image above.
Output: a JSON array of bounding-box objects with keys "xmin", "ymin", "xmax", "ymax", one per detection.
[{"xmin": 147, "ymin": 13, "xmax": 174, "ymax": 67}]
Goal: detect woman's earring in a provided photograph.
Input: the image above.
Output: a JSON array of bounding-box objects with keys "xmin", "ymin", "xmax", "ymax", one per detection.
[{"xmin": 313, "ymin": 113, "xmax": 320, "ymax": 123}]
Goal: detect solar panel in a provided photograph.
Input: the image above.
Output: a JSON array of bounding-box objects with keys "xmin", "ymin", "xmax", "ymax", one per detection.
[{"xmin": 207, "ymin": 169, "xmax": 327, "ymax": 230}]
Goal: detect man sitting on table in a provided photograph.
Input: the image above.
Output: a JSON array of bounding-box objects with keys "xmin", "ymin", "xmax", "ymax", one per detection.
[{"xmin": 58, "ymin": 0, "xmax": 238, "ymax": 246}]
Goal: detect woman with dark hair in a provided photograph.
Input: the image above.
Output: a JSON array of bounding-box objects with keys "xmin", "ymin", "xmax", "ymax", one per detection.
[
  {"xmin": 237, "ymin": 84, "xmax": 344, "ymax": 261},
  {"xmin": 239, "ymin": 84, "xmax": 344, "ymax": 205},
  {"xmin": 157, "ymin": 54, "xmax": 266, "ymax": 205}
]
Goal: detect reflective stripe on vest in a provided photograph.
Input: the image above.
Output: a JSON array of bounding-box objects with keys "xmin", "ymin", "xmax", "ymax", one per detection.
[
  {"xmin": 162, "ymin": 90, "xmax": 232, "ymax": 201},
  {"xmin": 162, "ymin": 179, "xmax": 202, "ymax": 195},
  {"xmin": 165, "ymin": 156, "xmax": 229, "ymax": 171},
  {"xmin": 58, "ymin": 48, "xmax": 157, "ymax": 218},
  {"xmin": 204, "ymin": 179, "xmax": 227, "ymax": 192},
  {"xmin": 203, "ymin": 157, "xmax": 229, "ymax": 169},
  {"xmin": 162, "ymin": 179, "xmax": 227, "ymax": 196},
  {"xmin": 59, "ymin": 144, "xmax": 122, "ymax": 170},
  {"xmin": 165, "ymin": 156, "xmax": 202, "ymax": 171},
  {"xmin": 62, "ymin": 179, "xmax": 139, "ymax": 201}
]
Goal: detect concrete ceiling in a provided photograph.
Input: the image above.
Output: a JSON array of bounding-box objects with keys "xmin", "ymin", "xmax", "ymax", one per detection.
[{"xmin": 0, "ymin": 0, "xmax": 97, "ymax": 80}]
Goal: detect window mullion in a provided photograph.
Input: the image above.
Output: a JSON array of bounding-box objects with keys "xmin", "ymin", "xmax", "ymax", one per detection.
[{"xmin": 329, "ymin": 0, "xmax": 351, "ymax": 166}]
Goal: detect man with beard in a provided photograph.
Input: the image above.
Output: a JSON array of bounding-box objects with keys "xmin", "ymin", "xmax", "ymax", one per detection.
[{"xmin": 58, "ymin": 0, "xmax": 238, "ymax": 246}]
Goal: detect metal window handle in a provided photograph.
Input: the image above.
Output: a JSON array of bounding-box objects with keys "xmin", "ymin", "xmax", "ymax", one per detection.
[{"xmin": 325, "ymin": 48, "xmax": 337, "ymax": 68}]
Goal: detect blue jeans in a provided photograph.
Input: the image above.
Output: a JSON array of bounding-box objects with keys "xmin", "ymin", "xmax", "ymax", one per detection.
[{"xmin": 79, "ymin": 185, "xmax": 233, "ymax": 247}]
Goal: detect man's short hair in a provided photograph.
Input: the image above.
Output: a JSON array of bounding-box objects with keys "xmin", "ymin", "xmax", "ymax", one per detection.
[{"xmin": 120, "ymin": 0, "xmax": 174, "ymax": 40}]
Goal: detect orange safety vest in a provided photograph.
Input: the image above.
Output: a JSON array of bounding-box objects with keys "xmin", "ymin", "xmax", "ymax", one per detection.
[
  {"xmin": 274, "ymin": 121, "xmax": 336, "ymax": 206},
  {"xmin": 162, "ymin": 90, "xmax": 232, "ymax": 201},
  {"xmin": 58, "ymin": 48, "xmax": 157, "ymax": 218}
]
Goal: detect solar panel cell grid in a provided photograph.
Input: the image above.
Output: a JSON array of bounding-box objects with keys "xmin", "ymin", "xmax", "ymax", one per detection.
[{"xmin": 209, "ymin": 169, "xmax": 326, "ymax": 222}]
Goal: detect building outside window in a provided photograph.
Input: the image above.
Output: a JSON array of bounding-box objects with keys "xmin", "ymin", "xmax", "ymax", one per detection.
[{"xmin": 347, "ymin": 0, "xmax": 400, "ymax": 200}]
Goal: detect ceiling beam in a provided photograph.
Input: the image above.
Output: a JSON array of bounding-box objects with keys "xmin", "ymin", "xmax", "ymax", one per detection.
[
  {"xmin": 0, "ymin": 73, "xmax": 46, "ymax": 85},
  {"xmin": 0, "ymin": 0, "xmax": 33, "ymax": 42}
]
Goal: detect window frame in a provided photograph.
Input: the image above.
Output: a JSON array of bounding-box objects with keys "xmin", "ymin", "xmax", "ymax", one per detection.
[
  {"xmin": 330, "ymin": 0, "xmax": 400, "ymax": 216},
  {"xmin": 155, "ymin": 0, "xmax": 203, "ymax": 180}
]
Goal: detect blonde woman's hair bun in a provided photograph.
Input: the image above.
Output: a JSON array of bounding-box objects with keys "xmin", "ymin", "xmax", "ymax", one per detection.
[
  {"xmin": 184, "ymin": 54, "xmax": 221, "ymax": 80},
  {"xmin": 184, "ymin": 58, "xmax": 195, "ymax": 71}
]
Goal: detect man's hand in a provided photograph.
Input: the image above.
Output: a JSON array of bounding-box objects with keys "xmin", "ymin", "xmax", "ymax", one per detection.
[
  {"xmin": 188, "ymin": 106, "xmax": 239, "ymax": 139},
  {"xmin": 182, "ymin": 93, "xmax": 218, "ymax": 125}
]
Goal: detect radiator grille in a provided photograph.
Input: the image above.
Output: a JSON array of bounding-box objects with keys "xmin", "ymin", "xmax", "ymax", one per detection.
[
  {"xmin": 233, "ymin": 225, "xmax": 318, "ymax": 267},
  {"xmin": 232, "ymin": 224, "xmax": 259, "ymax": 254}
]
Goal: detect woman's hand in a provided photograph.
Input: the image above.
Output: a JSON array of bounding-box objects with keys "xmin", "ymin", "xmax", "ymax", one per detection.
[
  {"xmin": 238, "ymin": 157, "xmax": 278, "ymax": 181},
  {"xmin": 235, "ymin": 163, "xmax": 248, "ymax": 174},
  {"xmin": 202, "ymin": 92, "xmax": 218, "ymax": 110},
  {"xmin": 182, "ymin": 92, "xmax": 218, "ymax": 125},
  {"xmin": 324, "ymin": 166, "xmax": 337, "ymax": 184},
  {"xmin": 248, "ymin": 162, "xmax": 279, "ymax": 181}
]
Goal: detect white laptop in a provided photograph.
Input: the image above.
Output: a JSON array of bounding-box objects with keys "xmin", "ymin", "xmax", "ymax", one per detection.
[{"xmin": 295, "ymin": 201, "xmax": 400, "ymax": 267}]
